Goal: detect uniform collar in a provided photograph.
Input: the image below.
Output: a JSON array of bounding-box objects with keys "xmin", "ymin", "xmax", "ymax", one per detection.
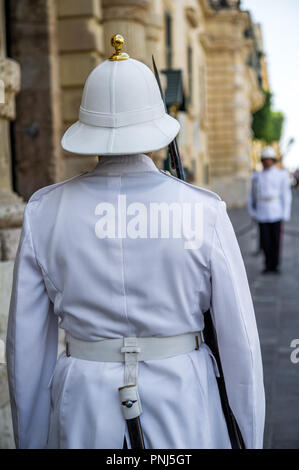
[
  {"xmin": 92, "ymin": 153, "xmax": 160, "ymax": 174},
  {"xmin": 263, "ymin": 165, "xmax": 276, "ymax": 172}
]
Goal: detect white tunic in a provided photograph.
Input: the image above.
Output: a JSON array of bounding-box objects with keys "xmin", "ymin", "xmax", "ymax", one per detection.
[
  {"xmin": 6, "ymin": 154, "xmax": 265, "ymax": 449},
  {"xmin": 248, "ymin": 166, "xmax": 292, "ymax": 222}
]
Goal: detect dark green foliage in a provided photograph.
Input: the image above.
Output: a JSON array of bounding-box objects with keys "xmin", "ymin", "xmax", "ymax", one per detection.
[
  {"xmin": 252, "ymin": 90, "xmax": 272, "ymax": 140},
  {"xmin": 268, "ymin": 112, "xmax": 284, "ymax": 143},
  {"xmin": 252, "ymin": 90, "xmax": 284, "ymax": 143}
]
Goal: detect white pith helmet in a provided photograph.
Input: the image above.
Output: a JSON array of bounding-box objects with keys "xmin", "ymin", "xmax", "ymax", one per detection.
[
  {"xmin": 261, "ymin": 146, "xmax": 277, "ymax": 160},
  {"xmin": 61, "ymin": 34, "xmax": 180, "ymax": 156}
]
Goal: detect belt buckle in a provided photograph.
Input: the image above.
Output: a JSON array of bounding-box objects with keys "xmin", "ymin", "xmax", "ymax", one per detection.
[
  {"xmin": 195, "ymin": 331, "xmax": 204, "ymax": 350},
  {"xmin": 122, "ymin": 338, "xmax": 141, "ymax": 386},
  {"xmin": 121, "ymin": 346, "xmax": 141, "ymax": 354}
]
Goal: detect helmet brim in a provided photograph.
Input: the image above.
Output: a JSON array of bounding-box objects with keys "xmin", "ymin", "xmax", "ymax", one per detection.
[{"xmin": 61, "ymin": 114, "xmax": 180, "ymax": 155}]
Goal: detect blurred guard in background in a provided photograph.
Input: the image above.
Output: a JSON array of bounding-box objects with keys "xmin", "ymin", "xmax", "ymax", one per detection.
[
  {"xmin": 6, "ymin": 35, "xmax": 265, "ymax": 449},
  {"xmin": 248, "ymin": 146, "xmax": 292, "ymax": 274}
]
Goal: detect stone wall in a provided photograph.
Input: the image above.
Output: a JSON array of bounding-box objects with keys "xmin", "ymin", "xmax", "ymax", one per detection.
[
  {"xmin": 201, "ymin": 2, "xmax": 264, "ymax": 207},
  {"xmin": 0, "ymin": 0, "xmax": 22, "ymax": 450},
  {"xmin": 6, "ymin": 0, "xmax": 63, "ymax": 201}
]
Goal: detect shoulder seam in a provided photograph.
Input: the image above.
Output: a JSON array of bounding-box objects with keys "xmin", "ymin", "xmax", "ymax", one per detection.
[
  {"xmin": 159, "ymin": 170, "xmax": 221, "ymax": 200},
  {"xmin": 28, "ymin": 172, "xmax": 89, "ymax": 204}
]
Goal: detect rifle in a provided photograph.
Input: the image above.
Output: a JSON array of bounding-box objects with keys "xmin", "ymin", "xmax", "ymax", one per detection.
[
  {"xmin": 152, "ymin": 56, "xmax": 245, "ymax": 450},
  {"xmin": 152, "ymin": 58, "xmax": 184, "ymax": 180}
]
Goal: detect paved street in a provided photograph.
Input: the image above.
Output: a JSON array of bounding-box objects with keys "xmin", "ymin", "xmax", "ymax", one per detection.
[{"xmin": 229, "ymin": 189, "xmax": 299, "ymax": 449}]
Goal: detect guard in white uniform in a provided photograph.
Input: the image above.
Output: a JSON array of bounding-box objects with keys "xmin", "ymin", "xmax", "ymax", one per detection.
[
  {"xmin": 248, "ymin": 146, "xmax": 292, "ymax": 273},
  {"xmin": 6, "ymin": 36, "xmax": 265, "ymax": 449}
]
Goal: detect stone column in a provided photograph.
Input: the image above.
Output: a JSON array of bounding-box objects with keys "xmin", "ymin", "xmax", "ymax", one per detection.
[
  {"xmin": 102, "ymin": 0, "xmax": 150, "ymax": 65},
  {"xmin": 0, "ymin": 0, "xmax": 23, "ymax": 449},
  {"xmin": 102, "ymin": 0, "xmax": 166, "ymax": 164},
  {"xmin": 145, "ymin": 0, "xmax": 163, "ymax": 64},
  {"xmin": 145, "ymin": 0, "xmax": 165, "ymax": 169},
  {"xmin": 56, "ymin": 0, "xmax": 105, "ymax": 178},
  {"xmin": 6, "ymin": 0, "xmax": 63, "ymax": 200},
  {"xmin": 0, "ymin": 57, "xmax": 23, "ymax": 247}
]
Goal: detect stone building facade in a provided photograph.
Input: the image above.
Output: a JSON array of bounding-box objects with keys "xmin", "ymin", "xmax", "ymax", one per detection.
[
  {"xmin": 5, "ymin": 0, "xmax": 266, "ymax": 204},
  {"xmin": 0, "ymin": 0, "xmax": 266, "ymax": 448}
]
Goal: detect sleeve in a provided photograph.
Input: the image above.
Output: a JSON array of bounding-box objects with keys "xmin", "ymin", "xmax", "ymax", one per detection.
[
  {"xmin": 5, "ymin": 202, "xmax": 58, "ymax": 449},
  {"xmin": 210, "ymin": 201, "xmax": 265, "ymax": 449},
  {"xmin": 281, "ymin": 171, "xmax": 292, "ymax": 221},
  {"xmin": 248, "ymin": 173, "xmax": 257, "ymax": 219}
]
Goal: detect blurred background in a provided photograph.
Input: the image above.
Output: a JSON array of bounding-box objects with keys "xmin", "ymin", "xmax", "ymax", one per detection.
[{"xmin": 0, "ymin": 0, "xmax": 298, "ymax": 449}]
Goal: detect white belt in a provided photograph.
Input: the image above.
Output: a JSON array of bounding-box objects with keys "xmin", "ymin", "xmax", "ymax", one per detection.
[
  {"xmin": 65, "ymin": 332, "xmax": 204, "ymax": 421},
  {"xmin": 258, "ymin": 196, "xmax": 278, "ymax": 202},
  {"xmin": 65, "ymin": 331, "xmax": 203, "ymax": 386}
]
